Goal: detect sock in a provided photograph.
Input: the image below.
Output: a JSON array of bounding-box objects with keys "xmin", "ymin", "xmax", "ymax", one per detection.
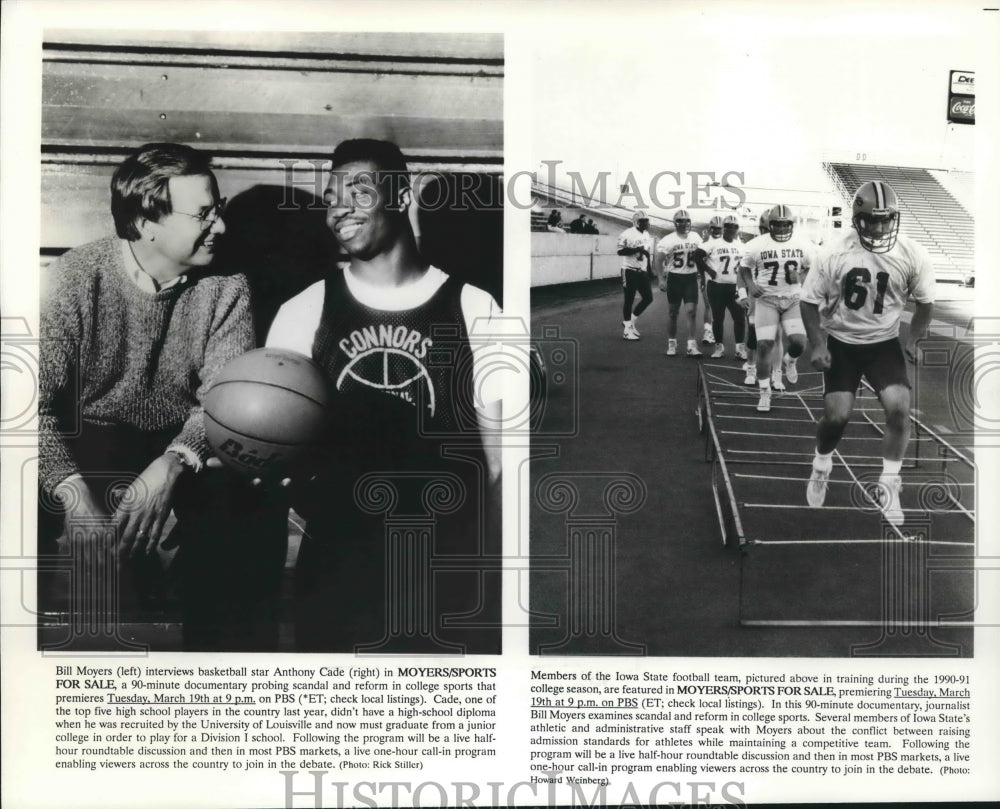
[
  {"xmin": 882, "ymin": 459, "xmax": 902, "ymax": 476},
  {"xmin": 623, "ymin": 320, "xmax": 630, "ymax": 327},
  {"xmin": 814, "ymin": 449, "xmax": 833, "ymax": 471},
  {"xmin": 630, "ymin": 315, "xmax": 637, "ymax": 325}
]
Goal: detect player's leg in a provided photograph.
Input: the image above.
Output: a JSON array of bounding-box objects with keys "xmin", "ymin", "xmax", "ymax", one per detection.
[
  {"xmin": 866, "ymin": 339, "xmax": 914, "ymax": 525},
  {"xmin": 622, "ymin": 271, "xmax": 639, "ymax": 339},
  {"xmin": 778, "ymin": 302, "xmax": 807, "ymax": 385},
  {"xmin": 702, "ymin": 285, "xmax": 715, "ymax": 345},
  {"xmin": 770, "ymin": 325, "xmax": 785, "ymax": 390},
  {"xmin": 665, "ymin": 273, "xmax": 681, "ymax": 354},
  {"xmin": 684, "ymin": 276, "xmax": 701, "ymax": 356},
  {"xmin": 631, "ymin": 272, "xmax": 653, "ymax": 336},
  {"xmin": 743, "ymin": 298, "xmax": 757, "ymax": 383},
  {"xmin": 753, "ymin": 300, "xmax": 779, "ymax": 410},
  {"xmin": 725, "ymin": 289, "xmax": 746, "ymax": 360},
  {"xmin": 808, "ymin": 336, "xmax": 865, "ymax": 507},
  {"xmin": 708, "ymin": 281, "xmax": 727, "ymax": 357}
]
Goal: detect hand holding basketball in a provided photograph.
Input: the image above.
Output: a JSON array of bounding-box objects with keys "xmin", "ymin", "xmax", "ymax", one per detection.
[{"xmin": 204, "ymin": 348, "xmax": 332, "ymax": 480}]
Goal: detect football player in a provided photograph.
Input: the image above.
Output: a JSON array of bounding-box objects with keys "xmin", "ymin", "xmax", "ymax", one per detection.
[
  {"xmin": 695, "ymin": 215, "xmax": 746, "ymax": 359},
  {"xmin": 699, "ymin": 218, "xmax": 723, "ymax": 345},
  {"xmin": 800, "ymin": 181, "xmax": 934, "ymax": 526},
  {"xmin": 657, "ymin": 208, "xmax": 704, "ymax": 356},
  {"xmin": 738, "ymin": 204, "xmax": 813, "ymax": 411},
  {"xmin": 617, "ymin": 209, "xmax": 655, "ymax": 340}
]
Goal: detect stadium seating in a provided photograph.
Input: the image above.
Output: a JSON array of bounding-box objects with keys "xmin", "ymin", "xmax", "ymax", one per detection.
[{"xmin": 824, "ymin": 163, "xmax": 974, "ymax": 284}]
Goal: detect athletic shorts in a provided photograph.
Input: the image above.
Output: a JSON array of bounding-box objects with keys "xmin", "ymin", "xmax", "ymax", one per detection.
[
  {"xmin": 666, "ymin": 272, "xmax": 699, "ymax": 305},
  {"xmin": 824, "ymin": 334, "xmax": 910, "ymax": 395},
  {"xmin": 754, "ymin": 294, "xmax": 804, "ymax": 341}
]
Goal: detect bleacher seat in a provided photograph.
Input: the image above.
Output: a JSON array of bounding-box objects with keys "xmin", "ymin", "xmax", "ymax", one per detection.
[{"xmin": 823, "ymin": 162, "xmax": 973, "ymax": 283}]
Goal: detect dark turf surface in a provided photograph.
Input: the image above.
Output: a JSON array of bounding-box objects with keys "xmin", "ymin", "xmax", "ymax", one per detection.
[{"xmin": 530, "ymin": 280, "xmax": 976, "ymax": 657}]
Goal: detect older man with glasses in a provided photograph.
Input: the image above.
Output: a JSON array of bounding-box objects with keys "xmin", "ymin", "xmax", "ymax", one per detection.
[{"xmin": 38, "ymin": 141, "xmax": 289, "ymax": 651}]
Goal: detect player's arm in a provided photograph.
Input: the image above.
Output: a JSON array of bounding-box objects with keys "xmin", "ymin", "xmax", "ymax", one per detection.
[
  {"xmin": 799, "ymin": 261, "xmax": 831, "ymax": 370},
  {"xmin": 118, "ymin": 276, "xmax": 256, "ymax": 557},
  {"xmin": 739, "ymin": 262, "xmax": 761, "ymax": 298},
  {"xmin": 38, "ymin": 268, "xmax": 111, "ymax": 560},
  {"xmin": 694, "ymin": 248, "xmax": 715, "ymax": 280},
  {"xmin": 903, "ymin": 302, "xmax": 934, "ymax": 363}
]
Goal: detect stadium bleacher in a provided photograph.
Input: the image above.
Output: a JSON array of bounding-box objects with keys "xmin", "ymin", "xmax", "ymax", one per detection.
[{"xmin": 824, "ymin": 162, "xmax": 974, "ymax": 284}]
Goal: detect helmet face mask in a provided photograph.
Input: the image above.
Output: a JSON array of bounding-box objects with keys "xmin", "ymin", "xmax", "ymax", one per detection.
[
  {"xmin": 852, "ymin": 181, "xmax": 900, "ymax": 253},
  {"xmin": 767, "ymin": 204, "xmax": 794, "ymax": 242},
  {"xmin": 673, "ymin": 208, "xmax": 692, "ymax": 237}
]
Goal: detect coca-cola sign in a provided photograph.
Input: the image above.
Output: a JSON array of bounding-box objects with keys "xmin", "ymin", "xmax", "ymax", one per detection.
[{"xmin": 949, "ymin": 95, "xmax": 975, "ymax": 124}]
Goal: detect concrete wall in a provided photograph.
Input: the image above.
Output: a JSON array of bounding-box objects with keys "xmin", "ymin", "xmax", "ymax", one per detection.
[{"xmin": 531, "ymin": 232, "xmax": 621, "ymax": 287}]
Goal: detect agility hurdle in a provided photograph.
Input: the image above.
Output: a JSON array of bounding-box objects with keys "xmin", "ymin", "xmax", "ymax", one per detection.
[{"xmin": 696, "ymin": 362, "xmax": 975, "ymax": 634}]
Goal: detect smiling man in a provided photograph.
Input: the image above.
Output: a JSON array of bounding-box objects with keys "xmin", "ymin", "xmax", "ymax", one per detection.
[
  {"xmin": 268, "ymin": 138, "xmax": 502, "ymax": 653},
  {"xmin": 38, "ymin": 142, "xmax": 289, "ymax": 651}
]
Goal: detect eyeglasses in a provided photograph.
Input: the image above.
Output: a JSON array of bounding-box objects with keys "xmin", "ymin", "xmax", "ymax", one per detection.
[{"xmin": 172, "ymin": 198, "xmax": 227, "ymax": 229}]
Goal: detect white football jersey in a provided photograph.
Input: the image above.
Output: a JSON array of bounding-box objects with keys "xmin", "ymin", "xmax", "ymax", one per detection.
[
  {"xmin": 739, "ymin": 232, "xmax": 813, "ymax": 296},
  {"xmin": 701, "ymin": 237, "xmax": 744, "ymax": 285},
  {"xmin": 617, "ymin": 226, "xmax": 655, "ymax": 272},
  {"xmin": 801, "ymin": 231, "xmax": 935, "ymax": 344},
  {"xmin": 656, "ymin": 231, "xmax": 704, "ymax": 276}
]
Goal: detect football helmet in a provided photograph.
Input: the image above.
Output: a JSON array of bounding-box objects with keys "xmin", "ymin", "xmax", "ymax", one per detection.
[
  {"xmin": 758, "ymin": 209, "xmax": 771, "ymax": 235},
  {"xmin": 632, "ymin": 209, "xmax": 650, "ymax": 229},
  {"xmin": 673, "ymin": 208, "xmax": 692, "ymax": 236},
  {"xmin": 767, "ymin": 204, "xmax": 794, "ymax": 242},
  {"xmin": 708, "ymin": 215, "xmax": 723, "ymax": 238},
  {"xmin": 722, "ymin": 214, "xmax": 740, "ymax": 241},
  {"xmin": 852, "ymin": 181, "xmax": 900, "ymax": 253}
]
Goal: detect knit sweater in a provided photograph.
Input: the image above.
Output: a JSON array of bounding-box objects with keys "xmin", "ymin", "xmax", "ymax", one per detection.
[{"xmin": 38, "ymin": 236, "xmax": 254, "ymax": 495}]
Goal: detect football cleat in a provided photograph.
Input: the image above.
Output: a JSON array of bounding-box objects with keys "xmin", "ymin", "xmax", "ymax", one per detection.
[
  {"xmin": 711, "ymin": 344, "xmax": 725, "ymax": 358},
  {"xmin": 771, "ymin": 370, "xmax": 785, "ymax": 392},
  {"xmin": 807, "ymin": 464, "xmax": 831, "ymax": 507},
  {"xmin": 783, "ymin": 354, "xmax": 799, "ymax": 385},
  {"xmin": 666, "ymin": 339, "xmax": 678, "ymax": 356},
  {"xmin": 623, "ymin": 324, "xmax": 639, "ymax": 341},
  {"xmin": 735, "ymin": 344, "xmax": 748, "ymax": 361},
  {"xmin": 702, "ymin": 323, "xmax": 715, "ymax": 344},
  {"xmin": 756, "ymin": 388, "xmax": 772, "ymax": 412},
  {"xmin": 687, "ymin": 341, "xmax": 702, "ymax": 357},
  {"xmin": 875, "ymin": 475, "xmax": 904, "ymax": 526},
  {"xmin": 852, "ymin": 181, "xmax": 900, "ymax": 254}
]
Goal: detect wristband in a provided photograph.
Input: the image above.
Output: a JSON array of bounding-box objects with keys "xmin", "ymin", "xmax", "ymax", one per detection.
[{"xmin": 737, "ymin": 287, "xmax": 748, "ymax": 301}]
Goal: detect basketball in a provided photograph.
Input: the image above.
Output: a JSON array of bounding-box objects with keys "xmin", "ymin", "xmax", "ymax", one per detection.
[{"xmin": 204, "ymin": 348, "xmax": 331, "ymax": 478}]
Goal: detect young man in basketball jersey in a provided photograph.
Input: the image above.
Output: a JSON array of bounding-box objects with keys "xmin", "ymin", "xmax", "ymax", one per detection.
[
  {"xmin": 38, "ymin": 142, "xmax": 288, "ymax": 651},
  {"xmin": 800, "ymin": 181, "xmax": 935, "ymax": 526},
  {"xmin": 267, "ymin": 138, "xmax": 502, "ymax": 653}
]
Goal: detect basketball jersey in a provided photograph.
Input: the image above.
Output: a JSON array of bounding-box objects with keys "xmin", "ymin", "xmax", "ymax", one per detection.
[
  {"xmin": 656, "ymin": 231, "xmax": 704, "ymax": 276},
  {"xmin": 739, "ymin": 232, "xmax": 813, "ymax": 296},
  {"xmin": 618, "ymin": 226, "xmax": 655, "ymax": 272},
  {"xmin": 801, "ymin": 232, "xmax": 935, "ymax": 344},
  {"xmin": 702, "ymin": 237, "xmax": 744, "ymax": 285}
]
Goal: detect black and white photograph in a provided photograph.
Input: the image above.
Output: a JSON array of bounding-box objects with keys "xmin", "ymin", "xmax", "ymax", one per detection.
[
  {"xmin": 2, "ymin": 2, "xmax": 999, "ymax": 809},
  {"xmin": 31, "ymin": 29, "xmax": 504, "ymax": 654},
  {"xmin": 529, "ymin": 17, "xmax": 981, "ymax": 656}
]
